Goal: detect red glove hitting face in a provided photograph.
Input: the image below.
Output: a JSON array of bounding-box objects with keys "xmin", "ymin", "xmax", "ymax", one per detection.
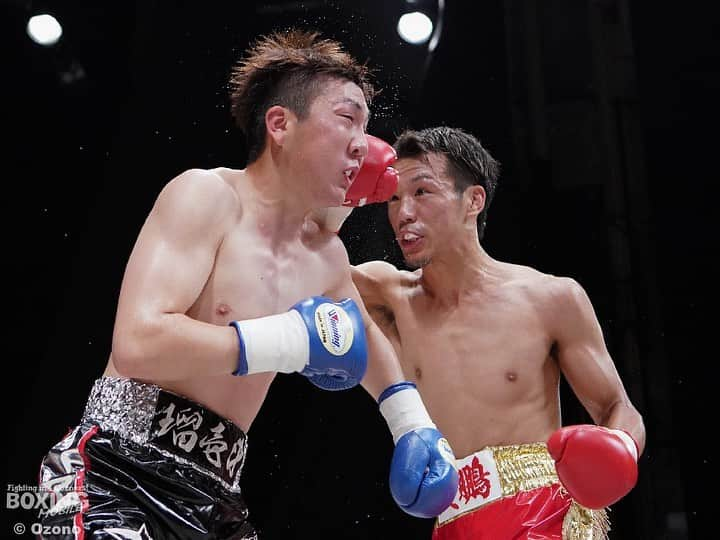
[
  {"xmin": 345, "ymin": 134, "xmax": 399, "ymax": 206},
  {"xmin": 323, "ymin": 134, "xmax": 399, "ymax": 233},
  {"xmin": 547, "ymin": 424, "xmax": 639, "ymax": 510}
]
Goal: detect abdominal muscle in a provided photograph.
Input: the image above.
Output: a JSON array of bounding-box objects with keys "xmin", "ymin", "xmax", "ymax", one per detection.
[
  {"xmin": 418, "ymin": 372, "xmax": 560, "ymax": 459},
  {"xmin": 394, "ymin": 293, "xmax": 562, "ymax": 458}
]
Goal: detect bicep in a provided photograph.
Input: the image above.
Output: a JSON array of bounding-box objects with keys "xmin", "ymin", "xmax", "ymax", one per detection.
[
  {"xmin": 554, "ymin": 281, "xmax": 630, "ymax": 423},
  {"xmin": 343, "ymin": 262, "xmax": 401, "ymax": 351}
]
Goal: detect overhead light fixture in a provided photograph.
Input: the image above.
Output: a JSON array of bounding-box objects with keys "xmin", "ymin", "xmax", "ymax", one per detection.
[
  {"xmin": 397, "ymin": 11, "xmax": 434, "ymax": 45},
  {"xmin": 27, "ymin": 14, "xmax": 63, "ymax": 46}
]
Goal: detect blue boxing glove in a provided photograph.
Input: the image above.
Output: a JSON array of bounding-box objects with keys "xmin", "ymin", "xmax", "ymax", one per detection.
[
  {"xmin": 292, "ymin": 296, "xmax": 368, "ymax": 390},
  {"xmin": 379, "ymin": 382, "xmax": 458, "ymax": 518},
  {"xmin": 229, "ymin": 296, "xmax": 367, "ymax": 390}
]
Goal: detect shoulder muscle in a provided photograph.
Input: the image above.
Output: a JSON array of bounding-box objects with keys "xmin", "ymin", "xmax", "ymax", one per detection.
[
  {"xmin": 150, "ymin": 168, "xmax": 239, "ymax": 244},
  {"xmin": 352, "ymin": 261, "xmax": 400, "ymax": 298}
]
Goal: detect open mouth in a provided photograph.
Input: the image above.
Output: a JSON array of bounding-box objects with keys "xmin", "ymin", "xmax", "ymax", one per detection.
[
  {"xmin": 343, "ymin": 168, "xmax": 358, "ymax": 185},
  {"xmin": 398, "ymin": 231, "xmax": 424, "ymax": 251}
]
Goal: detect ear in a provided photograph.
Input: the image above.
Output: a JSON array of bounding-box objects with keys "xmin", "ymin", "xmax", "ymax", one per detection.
[
  {"xmin": 465, "ymin": 185, "xmax": 486, "ymax": 219},
  {"xmin": 265, "ymin": 105, "xmax": 293, "ymax": 147}
]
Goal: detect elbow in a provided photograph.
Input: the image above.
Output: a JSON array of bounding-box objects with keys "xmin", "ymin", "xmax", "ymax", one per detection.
[
  {"xmin": 111, "ymin": 340, "xmax": 143, "ymax": 378},
  {"xmin": 632, "ymin": 410, "xmax": 647, "ymax": 455},
  {"xmin": 111, "ymin": 317, "xmax": 163, "ymax": 378}
]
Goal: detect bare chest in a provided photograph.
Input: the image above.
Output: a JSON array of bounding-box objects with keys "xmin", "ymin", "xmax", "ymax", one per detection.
[
  {"xmin": 189, "ymin": 226, "xmax": 333, "ymax": 324},
  {"xmin": 395, "ymin": 296, "xmax": 553, "ymax": 401},
  {"xmin": 390, "ymin": 294, "xmax": 560, "ymax": 454},
  {"xmin": 168, "ymin": 223, "xmax": 335, "ymax": 430}
]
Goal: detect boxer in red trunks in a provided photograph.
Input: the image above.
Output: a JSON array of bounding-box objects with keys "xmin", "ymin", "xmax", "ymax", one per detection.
[{"xmin": 321, "ymin": 126, "xmax": 645, "ymax": 539}]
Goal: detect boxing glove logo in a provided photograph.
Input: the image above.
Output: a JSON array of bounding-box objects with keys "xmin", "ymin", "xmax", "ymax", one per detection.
[
  {"xmin": 314, "ymin": 303, "xmax": 354, "ymax": 355},
  {"xmin": 438, "ymin": 438, "xmax": 458, "ymax": 469}
]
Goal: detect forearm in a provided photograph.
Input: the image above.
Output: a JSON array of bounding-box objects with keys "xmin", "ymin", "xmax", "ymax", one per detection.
[
  {"xmin": 356, "ymin": 318, "xmax": 457, "ymax": 518},
  {"xmin": 601, "ymin": 401, "xmax": 646, "ymax": 455},
  {"xmin": 112, "ymin": 313, "xmax": 238, "ymax": 380},
  {"xmin": 360, "ymin": 323, "xmax": 405, "ymax": 400}
]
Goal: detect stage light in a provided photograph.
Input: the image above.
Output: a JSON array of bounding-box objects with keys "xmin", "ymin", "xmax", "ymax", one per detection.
[
  {"xmin": 397, "ymin": 11, "xmax": 433, "ymax": 45},
  {"xmin": 27, "ymin": 14, "xmax": 62, "ymax": 46}
]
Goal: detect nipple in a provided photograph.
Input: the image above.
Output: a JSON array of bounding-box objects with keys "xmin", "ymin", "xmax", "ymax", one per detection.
[{"xmin": 216, "ymin": 303, "xmax": 232, "ymax": 316}]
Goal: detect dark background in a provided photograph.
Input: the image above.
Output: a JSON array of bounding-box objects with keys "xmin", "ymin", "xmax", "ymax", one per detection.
[{"xmin": 2, "ymin": 0, "xmax": 715, "ymax": 538}]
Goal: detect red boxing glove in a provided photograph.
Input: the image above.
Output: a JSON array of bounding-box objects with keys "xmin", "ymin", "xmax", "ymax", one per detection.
[
  {"xmin": 547, "ymin": 425, "xmax": 638, "ymax": 509},
  {"xmin": 345, "ymin": 134, "xmax": 399, "ymax": 206},
  {"xmin": 323, "ymin": 134, "xmax": 399, "ymax": 232}
]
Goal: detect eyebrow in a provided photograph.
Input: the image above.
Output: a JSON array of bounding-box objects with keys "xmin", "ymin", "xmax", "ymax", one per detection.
[
  {"xmin": 409, "ymin": 172, "xmax": 437, "ymax": 183},
  {"xmin": 336, "ymin": 97, "xmax": 364, "ymax": 111}
]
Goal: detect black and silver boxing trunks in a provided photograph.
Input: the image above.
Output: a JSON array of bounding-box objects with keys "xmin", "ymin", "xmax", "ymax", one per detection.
[{"xmin": 38, "ymin": 377, "xmax": 257, "ymax": 539}]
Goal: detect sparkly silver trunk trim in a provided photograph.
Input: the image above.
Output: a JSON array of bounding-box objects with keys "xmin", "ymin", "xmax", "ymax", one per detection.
[
  {"xmin": 82, "ymin": 376, "xmax": 160, "ymax": 445},
  {"xmin": 81, "ymin": 376, "xmax": 246, "ymax": 493}
]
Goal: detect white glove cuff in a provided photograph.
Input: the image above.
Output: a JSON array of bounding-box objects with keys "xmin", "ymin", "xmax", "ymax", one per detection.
[
  {"xmin": 379, "ymin": 387, "xmax": 435, "ymax": 444},
  {"xmin": 234, "ymin": 310, "xmax": 309, "ymax": 374},
  {"xmin": 609, "ymin": 428, "xmax": 639, "ymax": 461}
]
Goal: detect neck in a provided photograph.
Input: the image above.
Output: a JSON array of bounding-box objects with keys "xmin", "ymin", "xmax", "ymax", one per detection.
[
  {"xmin": 419, "ymin": 235, "xmax": 498, "ymax": 304},
  {"xmin": 242, "ymin": 157, "xmax": 314, "ymax": 240}
]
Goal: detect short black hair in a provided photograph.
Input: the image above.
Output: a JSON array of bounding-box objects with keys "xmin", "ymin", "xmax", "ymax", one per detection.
[
  {"xmin": 229, "ymin": 29, "xmax": 375, "ymax": 164},
  {"xmin": 394, "ymin": 126, "xmax": 500, "ymax": 240}
]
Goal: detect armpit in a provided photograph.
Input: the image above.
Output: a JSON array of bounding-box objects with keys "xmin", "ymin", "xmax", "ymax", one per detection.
[
  {"xmin": 367, "ymin": 303, "xmax": 402, "ymax": 356},
  {"xmin": 368, "ymin": 303, "xmax": 396, "ymax": 331}
]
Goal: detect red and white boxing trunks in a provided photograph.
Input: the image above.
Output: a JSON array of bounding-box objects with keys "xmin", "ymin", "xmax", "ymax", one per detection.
[{"xmin": 433, "ymin": 443, "xmax": 609, "ymax": 540}]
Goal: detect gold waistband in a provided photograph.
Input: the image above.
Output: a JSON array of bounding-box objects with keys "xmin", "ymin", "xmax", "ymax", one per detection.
[
  {"xmin": 486, "ymin": 442, "xmax": 559, "ymax": 497},
  {"xmin": 438, "ymin": 442, "xmax": 559, "ymax": 526}
]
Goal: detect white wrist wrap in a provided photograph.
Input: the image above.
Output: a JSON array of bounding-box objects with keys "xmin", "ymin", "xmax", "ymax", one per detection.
[
  {"xmin": 234, "ymin": 310, "xmax": 309, "ymax": 375},
  {"xmin": 609, "ymin": 428, "xmax": 639, "ymax": 461},
  {"xmin": 379, "ymin": 387, "xmax": 435, "ymax": 444}
]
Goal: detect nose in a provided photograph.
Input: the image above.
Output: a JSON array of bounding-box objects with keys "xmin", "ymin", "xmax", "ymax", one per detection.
[
  {"xmin": 350, "ymin": 133, "xmax": 368, "ymax": 161},
  {"xmin": 393, "ymin": 195, "xmax": 416, "ymax": 229}
]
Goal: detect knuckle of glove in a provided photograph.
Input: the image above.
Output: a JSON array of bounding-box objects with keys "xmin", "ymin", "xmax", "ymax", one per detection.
[
  {"xmin": 553, "ymin": 427, "xmax": 638, "ymax": 509},
  {"xmin": 389, "ymin": 432, "xmax": 431, "ymax": 506},
  {"xmin": 390, "ymin": 430, "xmax": 458, "ymax": 517},
  {"xmin": 353, "ymin": 135, "xmax": 397, "ymax": 204},
  {"xmin": 411, "ymin": 476, "xmax": 458, "ymax": 518},
  {"xmin": 376, "ymin": 168, "xmax": 399, "ymax": 201}
]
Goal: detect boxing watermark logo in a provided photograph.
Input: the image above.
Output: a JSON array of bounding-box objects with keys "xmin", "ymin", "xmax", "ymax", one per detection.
[
  {"xmin": 10, "ymin": 522, "xmax": 80, "ymax": 537},
  {"xmin": 7, "ymin": 484, "xmax": 61, "ymax": 514},
  {"xmin": 6, "ymin": 483, "xmax": 83, "ymax": 535}
]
